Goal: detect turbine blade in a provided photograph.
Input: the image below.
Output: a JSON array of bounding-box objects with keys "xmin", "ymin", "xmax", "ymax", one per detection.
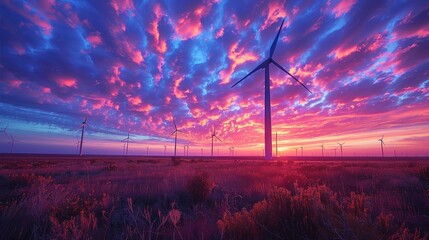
[
  {"xmin": 215, "ymin": 136, "xmax": 222, "ymax": 142},
  {"xmin": 271, "ymin": 60, "xmax": 311, "ymax": 93},
  {"xmin": 173, "ymin": 119, "xmax": 177, "ymax": 130},
  {"xmin": 231, "ymin": 61, "xmax": 266, "ymax": 88},
  {"xmin": 270, "ymin": 19, "xmax": 285, "ymax": 58},
  {"xmin": 170, "ymin": 130, "xmax": 177, "ymax": 136}
]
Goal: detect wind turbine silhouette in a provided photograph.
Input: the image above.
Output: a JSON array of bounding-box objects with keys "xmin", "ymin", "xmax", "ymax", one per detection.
[
  {"xmin": 9, "ymin": 135, "xmax": 17, "ymax": 153},
  {"xmin": 1, "ymin": 124, "xmax": 9, "ymax": 139},
  {"xmin": 300, "ymin": 146, "xmax": 304, "ymax": 156},
  {"xmin": 231, "ymin": 19, "xmax": 311, "ymax": 160},
  {"xmin": 122, "ymin": 131, "xmax": 133, "ymax": 156},
  {"xmin": 209, "ymin": 127, "xmax": 222, "ymax": 157},
  {"xmin": 163, "ymin": 145, "xmax": 167, "ymax": 156},
  {"xmin": 79, "ymin": 116, "xmax": 88, "ymax": 156},
  {"xmin": 333, "ymin": 147, "xmax": 338, "ymax": 157},
  {"xmin": 337, "ymin": 142, "xmax": 345, "ymax": 157},
  {"xmin": 171, "ymin": 119, "xmax": 181, "ymax": 156},
  {"xmin": 378, "ymin": 135, "xmax": 386, "ymax": 157},
  {"xmin": 229, "ymin": 146, "xmax": 235, "ymax": 156},
  {"xmin": 321, "ymin": 142, "xmax": 325, "ymax": 156},
  {"xmin": 0, "ymin": 125, "xmax": 9, "ymax": 151}
]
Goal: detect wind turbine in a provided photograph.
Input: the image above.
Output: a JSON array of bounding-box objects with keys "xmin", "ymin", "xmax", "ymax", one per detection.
[
  {"xmin": 209, "ymin": 127, "xmax": 222, "ymax": 157},
  {"xmin": 300, "ymin": 146, "xmax": 303, "ymax": 156},
  {"xmin": 122, "ymin": 131, "xmax": 133, "ymax": 156},
  {"xmin": 183, "ymin": 145, "xmax": 189, "ymax": 156},
  {"xmin": 164, "ymin": 145, "xmax": 167, "ymax": 156},
  {"xmin": 333, "ymin": 147, "xmax": 338, "ymax": 157},
  {"xmin": 78, "ymin": 116, "xmax": 87, "ymax": 156},
  {"xmin": 9, "ymin": 135, "xmax": 17, "ymax": 153},
  {"xmin": 1, "ymin": 124, "xmax": 9, "ymax": 139},
  {"xmin": 295, "ymin": 148, "xmax": 298, "ymax": 156},
  {"xmin": 170, "ymin": 119, "xmax": 181, "ymax": 156},
  {"xmin": 229, "ymin": 146, "xmax": 235, "ymax": 156},
  {"xmin": 0, "ymin": 125, "xmax": 9, "ymax": 151},
  {"xmin": 231, "ymin": 19, "xmax": 311, "ymax": 160},
  {"xmin": 321, "ymin": 142, "xmax": 325, "ymax": 157},
  {"xmin": 337, "ymin": 142, "xmax": 345, "ymax": 157},
  {"xmin": 378, "ymin": 135, "xmax": 386, "ymax": 157}
]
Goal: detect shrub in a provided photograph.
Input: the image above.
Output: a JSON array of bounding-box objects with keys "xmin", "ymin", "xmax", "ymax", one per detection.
[
  {"xmin": 417, "ymin": 167, "xmax": 429, "ymax": 181},
  {"xmin": 218, "ymin": 185, "xmax": 341, "ymax": 240},
  {"xmin": 172, "ymin": 157, "xmax": 181, "ymax": 166},
  {"xmin": 187, "ymin": 173, "xmax": 214, "ymax": 203}
]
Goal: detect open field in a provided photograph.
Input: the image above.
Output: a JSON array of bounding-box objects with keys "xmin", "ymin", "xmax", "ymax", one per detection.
[{"xmin": 1, "ymin": 154, "xmax": 428, "ymax": 239}]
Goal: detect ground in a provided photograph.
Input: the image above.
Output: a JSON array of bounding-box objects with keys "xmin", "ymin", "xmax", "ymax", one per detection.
[{"xmin": 0, "ymin": 154, "xmax": 428, "ymax": 239}]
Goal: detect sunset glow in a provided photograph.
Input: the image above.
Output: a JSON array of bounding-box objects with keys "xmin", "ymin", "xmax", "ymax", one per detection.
[{"xmin": 1, "ymin": 0, "xmax": 428, "ymax": 156}]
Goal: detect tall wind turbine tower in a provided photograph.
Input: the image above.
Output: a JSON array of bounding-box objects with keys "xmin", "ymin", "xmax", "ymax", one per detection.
[
  {"xmin": 171, "ymin": 119, "xmax": 181, "ymax": 156},
  {"xmin": 209, "ymin": 127, "xmax": 222, "ymax": 157},
  {"xmin": 337, "ymin": 142, "xmax": 345, "ymax": 157},
  {"xmin": 378, "ymin": 135, "xmax": 386, "ymax": 157},
  {"xmin": 122, "ymin": 131, "xmax": 133, "ymax": 156},
  {"xmin": 79, "ymin": 116, "xmax": 87, "ymax": 156},
  {"xmin": 9, "ymin": 135, "xmax": 17, "ymax": 153},
  {"xmin": 321, "ymin": 142, "xmax": 325, "ymax": 156},
  {"xmin": 231, "ymin": 19, "xmax": 311, "ymax": 160}
]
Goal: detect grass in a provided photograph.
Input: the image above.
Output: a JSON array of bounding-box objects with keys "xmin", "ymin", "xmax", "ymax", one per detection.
[{"xmin": 0, "ymin": 155, "xmax": 428, "ymax": 239}]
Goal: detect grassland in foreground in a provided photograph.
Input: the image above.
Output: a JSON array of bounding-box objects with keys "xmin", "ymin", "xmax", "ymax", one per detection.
[{"xmin": 0, "ymin": 154, "xmax": 428, "ymax": 239}]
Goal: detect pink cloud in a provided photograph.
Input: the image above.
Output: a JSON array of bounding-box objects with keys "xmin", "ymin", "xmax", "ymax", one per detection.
[
  {"xmin": 148, "ymin": 4, "xmax": 167, "ymax": 54},
  {"xmin": 56, "ymin": 77, "xmax": 77, "ymax": 88},
  {"xmin": 220, "ymin": 42, "xmax": 259, "ymax": 84},
  {"xmin": 111, "ymin": 0, "xmax": 135, "ymax": 15},
  {"xmin": 215, "ymin": 27, "xmax": 224, "ymax": 38},
  {"xmin": 173, "ymin": 77, "xmax": 190, "ymax": 99},
  {"xmin": 7, "ymin": 79, "xmax": 23, "ymax": 89},
  {"xmin": 332, "ymin": 0, "xmax": 357, "ymax": 18},
  {"xmin": 86, "ymin": 32, "xmax": 102, "ymax": 47},
  {"xmin": 173, "ymin": 5, "xmax": 214, "ymax": 40},
  {"xmin": 261, "ymin": 1, "xmax": 287, "ymax": 30},
  {"xmin": 131, "ymin": 50, "xmax": 144, "ymax": 65}
]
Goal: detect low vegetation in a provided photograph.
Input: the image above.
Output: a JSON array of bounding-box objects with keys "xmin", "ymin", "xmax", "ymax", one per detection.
[{"xmin": 0, "ymin": 156, "xmax": 428, "ymax": 239}]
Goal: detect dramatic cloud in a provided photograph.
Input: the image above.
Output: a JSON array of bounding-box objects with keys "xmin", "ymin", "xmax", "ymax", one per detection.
[{"xmin": 1, "ymin": 0, "xmax": 428, "ymax": 156}]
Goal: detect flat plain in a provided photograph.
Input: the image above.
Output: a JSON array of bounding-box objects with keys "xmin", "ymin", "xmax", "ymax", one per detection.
[{"xmin": 1, "ymin": 154, "xmax": 428, "ymax": 239}]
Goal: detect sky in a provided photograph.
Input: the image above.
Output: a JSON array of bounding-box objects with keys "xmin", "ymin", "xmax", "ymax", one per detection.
[{"xmin": 1, "ymin": 0, "xmax": 428, "ymax": 157}]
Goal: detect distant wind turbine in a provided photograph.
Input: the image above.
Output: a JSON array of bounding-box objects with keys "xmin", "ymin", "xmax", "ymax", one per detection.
[
  {"xmin": 378, "ymin": 135, "xmax": 386, "ymax": 157},
  {"xmin": 231, "ymin": 19, "xmax": 311, "ymax": 160},
  {"xmin": 295, "ymin": 148, "xmax": 298, "ymax": 156},
  {"xmin": 300, "ymin": 146, "xmax": 303, "ymax": 157},
  {"xmin": 164, "ymin": 145, "xmax": 167, "ymax": 156},
  {"xmin": 337, "ymin": 142, "xmax": 345, "ymax": 157},
  {"xmin": 79, "ymin": 116, "xmax": 88, "ymax": 156},
  {"xmin": 333, "ymin": 147, "xmax": 338, "ymax": 157},
  {"xmin": 1, "ymin": 124, "xmax": 9, "ymax": 139},
  {"xmin": 209, "ymin": 127, "xmax": 222, "ymax": 157},
  {"xmin": 171, "ymin": 119, "xmax": 181, "ymax": 156},
  {"xmin": 0, "ymin": 125, "xmax": 10, "ymax": 152},
  {"xmin": 122, "ymin": 131, "xmax": 133, "ymax": 156},
  {"xmin": 321, "ymin": 142, "xmax": 325, "ymax": 156},
  {"xmin": 9, "ymin": 135, "xmax": 17, "ymax": 153},
  {"xmin": 229, "ymin": 146, "xmax": 235, "ymax": 156}
]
